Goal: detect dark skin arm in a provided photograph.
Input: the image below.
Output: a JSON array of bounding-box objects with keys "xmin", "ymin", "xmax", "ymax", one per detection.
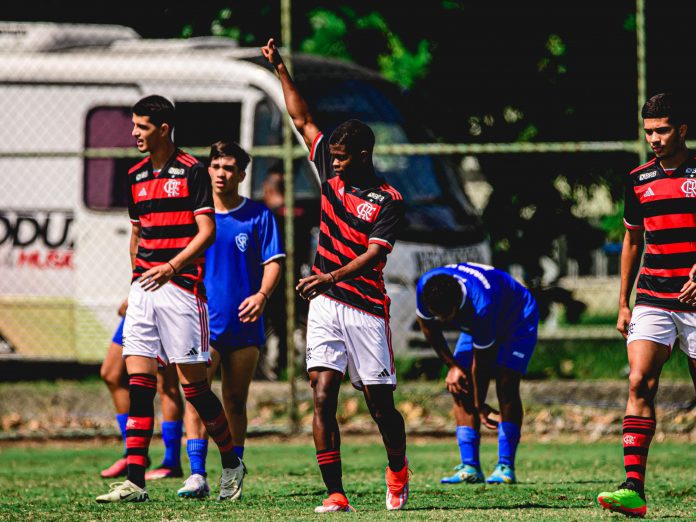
[
  {"xmin": 296, "ymin": 243, "xmax": 388, "ymax": 300},
  {"xmin": 416, "ymin": 316, "xmax": 471, "ymax": 396},
  {"xmin": 261, "ymin": 38, "xmax": 320, "ymax": 149},
  {"xmin": 472, "ymin": 347, "xmax": 499, "ymax": 429}
]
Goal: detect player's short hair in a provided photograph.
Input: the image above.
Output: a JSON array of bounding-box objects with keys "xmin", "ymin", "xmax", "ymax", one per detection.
[
  {"xmin": 329, "ymin": 119, "xmax": 375, "ymax": 154},
  {"xmin": 641, "ymin": 92, "xmax": 687, "ymax": 126},
  {"xmin": 132, "ymin": 95, "xmax": 176, "ymax": 132},
  {"xmin": 421, "ymin": 274, "xmax": 463, "ymax": 317},
  {"xmin": 209, "ymin": 140, "xmax": 251, "ymax": 171}
]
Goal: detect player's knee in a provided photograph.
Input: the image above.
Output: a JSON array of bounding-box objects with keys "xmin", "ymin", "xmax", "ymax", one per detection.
[
  {"xmin": 100, "ymin": 366, "xmax": 121, "ymax": 389},
  {"xmin": 628, "ymin": 369, "xmax": 656, "ymax": 400},
  {"xmin": 313, "ymin": 387, "xmax": 337, "ymax": 416},
  {"xmin": 223, "ymin": 390, "xmax": 247, "ymax": 415}
]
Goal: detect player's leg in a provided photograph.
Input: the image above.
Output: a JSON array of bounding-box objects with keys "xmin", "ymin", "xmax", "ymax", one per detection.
[
  {"xmin": 179, "ymin": 349, "xmax": 220, "ymax": 499},
  {"xmin": 145, "ymin": 364, "xmax": 184, "ymax": 479},
  {"xmin": 305, "ymin": 294, "xmax": 353, "ymax": 513},
  {"xmin": 99, "ymin": 319, "xmax": 130, "ymax": 478},
  {"xmin": 689, "ymin": 356, "xmax": 696, "ymax": 394},
  {"xmin": 219, "ymin": 345, "xmax": 260, "ymax": 459},
  {"xmin": 441, "ymin": 335, "xmax": 484, "ymax": 484},
  {"xmin": 598, "ymin": 307, "xmax": 673, "ymax": 517}
]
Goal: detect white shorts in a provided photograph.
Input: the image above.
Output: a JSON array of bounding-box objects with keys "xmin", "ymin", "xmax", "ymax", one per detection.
[
  {"xmin": 123, "ymin": 281, "xmax": 210, "ymax": 365},
  {"xmin": 627, "ymin": 305, "xmax": 696, "ymax": 358},
  {"xmin": 306, "ymin": 294, "xmax": 395, "ymax": 389}
]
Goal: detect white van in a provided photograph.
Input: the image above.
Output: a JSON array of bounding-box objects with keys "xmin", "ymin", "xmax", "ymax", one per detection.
[{"xmin": 0, "ymin": 22, "xmax": 490, "ymax": 362}]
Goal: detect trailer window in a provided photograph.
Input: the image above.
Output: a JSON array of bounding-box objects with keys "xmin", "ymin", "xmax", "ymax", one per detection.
[{"xmin": 84, "ymin": 102, "xmax": 242, "ymax": 210}]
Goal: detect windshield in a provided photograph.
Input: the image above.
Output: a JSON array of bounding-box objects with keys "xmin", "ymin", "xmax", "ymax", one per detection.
[{"xmin": 252, "ymin": 75, "xmax": 485, "ymax": 244}]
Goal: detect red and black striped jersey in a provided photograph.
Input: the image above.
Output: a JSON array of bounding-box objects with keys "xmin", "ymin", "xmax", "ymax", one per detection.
[
  {"xmin": 624, "ymin": 154, "xmax": 696, "ymax": 311},
  {"xmin": 310, "ymin": 133, "xmax": 405, "ymax": 318},
  {"xmin": 127, "ymin": 149, "xmax": 214, "ymax": 297}
]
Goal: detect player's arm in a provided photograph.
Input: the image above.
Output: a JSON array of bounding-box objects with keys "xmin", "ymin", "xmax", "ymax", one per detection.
[
  {"xmin": 129, "ymin": 222, "xmax": 141, "ymax": 272},
  {"xmin": 296, "ymin": 243, "xmax": 386, "ymax": 300},
  {"xmin": 140, "ymin": 214, "xmax": 216, "ymax": 292},
  {"xmin": 416, "ymin": 316, "xmax": 471, "ymax": 396},
  {"xmin": 239, "ymin": 259, "xmax": 283, "ymax": 323},
  {"xmin": 261, "ymin": 38, "xmax": 320, "ymax": 149},
  {"xmin": 617, "ymin": 228, "xmax": 644, "ymax": 338},
  {"xmin": 472, "ymin": 346, "xmax": 499, "ymax": 429}
]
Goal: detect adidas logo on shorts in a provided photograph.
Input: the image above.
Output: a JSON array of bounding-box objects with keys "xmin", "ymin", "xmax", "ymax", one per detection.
[
  {"xmin": 186, "ymin": 347, "xmax": 198, "ymax": 357},
  {"xmin": 377, "ymin": 368, "xmax": 390, "ymax": 378}
]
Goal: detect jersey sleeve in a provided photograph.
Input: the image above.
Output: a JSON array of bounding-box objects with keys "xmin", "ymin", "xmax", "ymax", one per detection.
[
  {"xmin": 623, "ymin": 174, "xmax": 644, "ymax": 230},
  {"xmin": 189, "ymin": 164, "xmax": 214, "ymax": 216},
  {"xmin": 309, "ymin": 133, "xmax": 332, "ymax": 183},
  {"xmin": 415, "ymin": 273, "xmax": 434, "ymax": 320},
  {"xmin": 369, "ymin": 198, "xmax": 405, "ymax": 252},
  {"xmin": 259, "ymin": 207, "xmax": 286, "ymax": 264}
]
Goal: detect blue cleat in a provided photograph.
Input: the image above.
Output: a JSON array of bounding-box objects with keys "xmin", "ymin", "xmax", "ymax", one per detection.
[
  {"xmin": 486, "ymin": 463, "xmax": 516, "ymax": 484},
  {"xmin": 440, "ymin": 464, "xmax": 485, "ymax": 484}
]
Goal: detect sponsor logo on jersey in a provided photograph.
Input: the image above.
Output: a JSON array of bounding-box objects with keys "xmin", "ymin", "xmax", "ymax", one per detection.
[
  {"xmin": 638, "ymin": 170, "xmax": 657, "ymax": 181},
  {"xmin": 135, "ymin": 171, "xmax": 148, "ymax": 181},
  {"xmin": 235, "ymin": 233, "xmax": 249, "ymax": 252},
  {"xmin": 138, "ymin": 187, "xmax": 147, "ymax": 197},
  {"xmin": 163, "ymin": 179, "xmax": 181, "ymax": 198},
  {"xmin": 642, "ymin": 187, "xmax": 655, "ymax": 198},
  {"xmin": 356, "ymin": 202, "xmax": 377, "ymax": 221},
  {"xmin": 512, "ymin": 351, "xmax": 525, "ymax": 359},
  {"xmin": 681, "ymin": 179, "xmax": 696, "ymax": 197},
  {"xmin": 686, "ymin": 168, "xmax": 696, "ymax": 174},
  {"xmin": 168, "ymin": 167, "xmax": 185, "ymax": 175},
  {"xmin": 367, "ymin": 192, "xmax": 385, "ymax": 202}
]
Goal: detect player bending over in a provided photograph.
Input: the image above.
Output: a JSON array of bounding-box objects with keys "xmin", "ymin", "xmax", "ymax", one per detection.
[
  {"xmin": 99, "ymin": 299, "xmax": 185, "ymax": 481},
  {"xmin": 416, "ymin": 263, "xmax": 538, "ymax": 485},
  {"xmin": 597, "ymin": 93, "xmax": 696, "ymax": 518},
  {"xmin": 96, "ymin": 95, "xmax": 244, "ymax": 503},
  {"xmin": 177, "ymin": 141, "xmax": 284, "ymax": 499},
  {"xmin": 262, "ymin": 38, "xmax": 410, "ymax": 512}
]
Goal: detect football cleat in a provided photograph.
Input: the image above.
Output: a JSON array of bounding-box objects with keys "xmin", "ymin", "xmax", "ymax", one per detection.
[
  {"xmin": 145, "ymin": 466, "xmax": 183, "ymax": 480},
  {"xmin": 486, "ymin": 463, "xmax": 516, "ymax": 484},
  {"xmin": 177, "ymin": 473, "xmax": 210, "ymax": 499},
  {"xmin": 96, "ymin": 480, "xmax": 149, "ymax": 503},
  {"xmin": 440, "ymin": 463, "xmax": 485, "ymax": 484},
  {"xmin": 597, "ymin": 483, "xmax": 647, "ymax": 518},
  {"xmin": 218, "ymin": 460, "xmax": 247, "ymax": 501},
  {"xmin": 99, "ymin": 457, "xmax": 128, "ymax": 479},
  {"xmin": 314, "ymin": 492, "xmax": 355, "ymax": 513},
  {"xmin": 385, "ymin": 459, "xmax": 410, "ymax": 510}
]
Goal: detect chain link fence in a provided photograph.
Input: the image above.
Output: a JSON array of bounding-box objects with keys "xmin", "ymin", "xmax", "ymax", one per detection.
[{"xmin": 0, "ymin": 22, "xmax": 670, "ymax": 439}]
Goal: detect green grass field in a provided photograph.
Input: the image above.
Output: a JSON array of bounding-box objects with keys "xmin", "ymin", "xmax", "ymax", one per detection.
[{"xmin": 0, "ymin": 438, "xmax": 694, "ymax": 521}]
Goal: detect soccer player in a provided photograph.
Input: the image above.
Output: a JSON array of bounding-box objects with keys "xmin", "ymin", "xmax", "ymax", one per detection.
[
  {"xmin": 177, "ymin": 141, "xmax": 284, "ymax": 499},
  {"xmin": 597, "ymin": 93, "xmax": 696, "ymax": 518},
  {"xmin": 416, "ymin": 263, "xmax": 538, "ymax": 486},
  {"xmin": 99, "ymin": 299, "xmax": 186, "ymax": 480},
  {"xmin": 96, "ymin": 95, "xmax": 245, "ymax": 503},
  {"xmin": 261, "ymin": 38, "xmax": 410, "ymax": 513}
]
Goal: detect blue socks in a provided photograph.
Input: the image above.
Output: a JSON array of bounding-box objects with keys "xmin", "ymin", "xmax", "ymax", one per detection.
[
  {"xmin": 116, "ymin": 413, "xmax": 128, "ymax": 454},
  {"xmin": 498, "ymin": 421, "xmax": 521, "ymax": 468},
  {"xmin": 161, "ymin": 420, "xmax": 183, "ymax": 468},
  {"xmin": 187, "ymin": 439, "xmax": 208, "ymax": 477},
  {"xmin": 456, "ymin": 425, "xmax": 480, "ymax": 468},
  {"xmin": 234, "ymin": 445, "xmax": 245, "ymax": 459}
]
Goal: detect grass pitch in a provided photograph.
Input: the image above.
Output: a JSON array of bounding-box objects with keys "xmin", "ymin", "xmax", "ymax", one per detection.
[{"xmin": 0, "ymin": 437, "xmax": 693, "ymax": 521}]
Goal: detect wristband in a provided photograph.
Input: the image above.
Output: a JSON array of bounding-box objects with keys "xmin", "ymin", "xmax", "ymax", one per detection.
[
  {"xmin": 328, "ymin": 272, "xmax": 336, "ymax": 285},
  {"xmin": 258, "ymin": 290, "xmax": 269, "ymax": 301},
  {"xmin": 167, "ymin": 261, "xmax": 177, "ymax": 274}
]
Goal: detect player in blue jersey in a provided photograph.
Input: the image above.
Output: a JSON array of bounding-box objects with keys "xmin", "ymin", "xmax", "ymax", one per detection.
[
  {"xmin": 416, "ymin": 263, "xmax": 538, "ymax": 485},
  {"xmin": 177, "ymin": 140, "xmax": 284, "ymax": 499}
]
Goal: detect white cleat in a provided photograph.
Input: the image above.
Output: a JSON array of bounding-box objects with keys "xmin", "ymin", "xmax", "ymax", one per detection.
[
  {"xmin": 96, "ymin": 480, "xmax": 149, "ymax": 503},
  {"xmin": 177, "ymin": 473, "xmax": 210, "ymax": 499},
  {"xmin": 218, "ymin": 460, "xmax": 247, "ymax": 501}
]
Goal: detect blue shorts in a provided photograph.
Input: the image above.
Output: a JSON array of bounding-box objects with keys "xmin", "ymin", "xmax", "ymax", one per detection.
[
  {"xmin": 210, "ymin": 318, "xmax": 265, "ymax": 354},
  {"xmin": 453, "ymin": 306, "xmax": 538, "ymax": 375},
  {"xmin": 112, "ymin": 317, "xmax": 125, "ymax": 346}
]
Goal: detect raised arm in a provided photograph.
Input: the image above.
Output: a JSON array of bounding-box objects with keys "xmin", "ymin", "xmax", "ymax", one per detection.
[{"xmin": 261, "ymin": 38, "xmax": 320, "ymax": 149}]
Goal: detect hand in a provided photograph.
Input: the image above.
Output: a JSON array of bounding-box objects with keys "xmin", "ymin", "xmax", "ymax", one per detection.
[
  {"xmin": 445, "ymin": 365, "xmax": 469, "ymax": 396},
  {"xmin": 139, "ymin": 263, "xmax": 175, "ymax": 292},
  {"xmin": 296, "ymin": 273, "xmax": 334, "ymax": 300},
  {"xmin": 117, "ymin": 299, "xmax": 128, "ymax": 317},
  {"xmin": 678, "ymin": 264, "xmax": 696, "ymax": 306},
  {"xmin": 261, "ymin": 38, "xmax": 283, "ymax": 68},
  {"xmin": 479, "ymin": 402, "xmax": 500, "ymax": 430},
  {"xmin": 616, "ymin": 305, "xmax": 632, "ymax": 340},
  {"xmin": 238, "ymin": 293, "xmax": 268, "ymax": 323}
]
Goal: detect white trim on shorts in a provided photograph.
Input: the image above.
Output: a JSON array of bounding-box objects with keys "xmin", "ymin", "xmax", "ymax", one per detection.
[{"xmin": 627, "ymin": 305, "xmax": 696, "ymax": 358}]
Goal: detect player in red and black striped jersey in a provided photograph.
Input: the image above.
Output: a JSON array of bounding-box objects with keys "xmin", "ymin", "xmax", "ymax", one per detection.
[
  {"xmin": 262, "ymin": 39, "xmax": 409, "ymax": 512},
  {"xmin": 97, "ymin": 95, "xmax": 245, "ymax": 504},
  {"xmin": 597, "ymin": 93, "xmax": 696, "ymax": 518}
]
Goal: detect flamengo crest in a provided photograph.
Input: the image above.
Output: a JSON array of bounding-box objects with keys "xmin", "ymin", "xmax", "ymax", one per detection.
[
  {"xmin": 681, "ymin": 179, "xmax": 696, "ymax": 197},
  {"xmin": 356, "ymin": 202, "xmax": 376, "ymax": 221},
  {"xmin": 163, "ymin": 179, "xmax": 181, "ymax": 197}
]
